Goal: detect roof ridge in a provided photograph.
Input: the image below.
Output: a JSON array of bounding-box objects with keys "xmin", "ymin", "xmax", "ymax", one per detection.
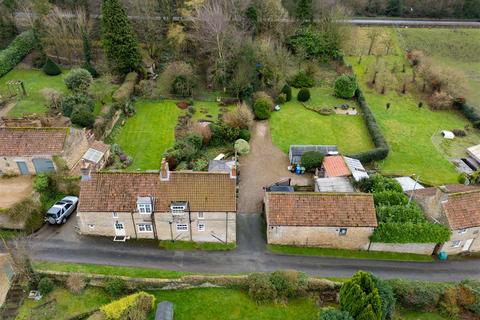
[
  {"xmin": 91, "ymin": 170, "xmax": 230, "ymax": 176},
  {"xmin": 449, "ymin": 189, "xmax": 480, "ymax": 196},
  {"xmin": 268, "ymin": 192, "xmax": 371, "ymax": 196}
]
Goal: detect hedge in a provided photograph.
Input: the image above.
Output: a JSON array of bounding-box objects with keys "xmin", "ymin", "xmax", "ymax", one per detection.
[
  {"xmin": 100, "ymin": 291, "xmax": 154, "ymax": 320},
  {"xmin": 0, "ymin": 30, "xmax": 35, "ymax": 78},
  {"xmin": 370, "ymin": 222, "xmax": 451, "ymax": 243},
  {"xmin": 112, "ymin": 72, "xmax": 138, "ymax": 102},
  {"xmin": 455, "ymin": 101, "xmax": 480, "ymax": 128},
  {"xmin": 387, "ymin": 279, "xmax": 452, "ymax": 311},
  {"xmin": 348, "ymin": 88, "xmax": 390, "ymax": 163}
]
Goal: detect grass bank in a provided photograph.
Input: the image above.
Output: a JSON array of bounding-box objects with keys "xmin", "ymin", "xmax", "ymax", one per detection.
[{"xmin": 159, "ymin": 240, "xmax": 236, "ymax": 251}]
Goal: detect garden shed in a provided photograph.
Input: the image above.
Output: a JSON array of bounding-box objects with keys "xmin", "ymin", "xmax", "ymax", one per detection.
[
  {"xmin": 315, "ymin": 177, "xmax": 355, "ymax": 193},
  {"xmin": 289, "ymin": 145, "xmax": 338, "ymax": 164},
  {"xmin": 343, "ymin": 156, "xmax": 369, "ymax": 182},
  {"xmin": 467, "ymin": 144, "xmax": 480, "ymax": 164}
]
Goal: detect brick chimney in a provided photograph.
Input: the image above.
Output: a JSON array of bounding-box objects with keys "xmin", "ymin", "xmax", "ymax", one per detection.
[
  {"xmin": 230, "ymin": 163, "xmax": 237, "ymax": 179},
  {"xmin": 80, "ymin": 161, "xmax": 91, "ymax": 181},
  {"xmin": 160, "ymin": 158, "xmax": 170, "ymax": 181}
]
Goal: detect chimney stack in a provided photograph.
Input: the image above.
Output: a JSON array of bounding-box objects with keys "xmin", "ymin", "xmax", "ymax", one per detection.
[
  {"xmin": 80, "ymin": 161, "xmax": 91, "ymax": 181},
  {"xmin": 160, "ymin": 158, "xmax": 170, "ymax": 181},
  {"xmin": 230, "ymin": 163, "xmax": 237, "ymax": 179}
]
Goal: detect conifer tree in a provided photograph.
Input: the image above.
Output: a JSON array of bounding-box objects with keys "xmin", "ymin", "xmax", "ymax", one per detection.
[{"xmin": 295, "ymin": 0, "xmax": 313, "ymax": 23}]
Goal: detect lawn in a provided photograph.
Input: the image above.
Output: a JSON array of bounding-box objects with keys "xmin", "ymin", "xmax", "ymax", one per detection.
[
  {"xmin": 191, "ymin": 100, "xmax": 234, "ymax": 122},
  {"xmin": 90, "ymin": 75, "xmax": 120, "ymax": 116},
  {"xmin": 269, "ymin": 87, "xmax": 374, "ymax": 155},
  {"xmin": 33, "ymin": 261, "xmax": 192, "ymax": 279},
  {"xmin": 0, "ymin": 68, "xmax": 68, "ymax": 117},
  {"xmin": 148, "ymin": 288, "xmax": 319, "ymax": 320},
  {"xmin": 15, "ymin": 287, "xmax": 110, "ymax": 320},
  {"xmin": 267, "ymin": 244, "xmax": 434, "ymax": 262},
  {"xmin": 159, "ymin": 240, "xmax": 236, "ymax": 251},
  {"xmin": 114, "ymin": 100, "xmax": 182, "ymax": 170},
  {"xmin": 398, "ymin": 310, "xmax": 447, "ymax": 320}
]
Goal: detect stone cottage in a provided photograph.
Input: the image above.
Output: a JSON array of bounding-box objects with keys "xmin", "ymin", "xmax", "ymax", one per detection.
[
  {"xmin": 264, "ymin": 192, "xmax": 377, "ymax": 249},
  {"xmin": 77, "ymin": 159, "xmax": 237, "ymax": 243}
]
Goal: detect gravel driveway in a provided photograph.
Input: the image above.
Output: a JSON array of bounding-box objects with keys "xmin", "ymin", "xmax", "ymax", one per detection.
[{"xmin": 237, "ymin": 121, "xmax": 312, "ymax": 213}]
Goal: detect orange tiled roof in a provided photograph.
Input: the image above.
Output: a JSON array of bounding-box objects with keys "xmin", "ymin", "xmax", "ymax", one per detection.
[
  {"xmin": 442, "ymin": 190, "xmax": 480, "ymax": 230},
  {"xmin": 0, "ymin": 127, "xmax": 67, "ymax": 156},
  {"xmin": 265, "ymin": 192, "xmax": 377, "ymax": 227},
  {"xmin": 90, "ymin": 141, "xmax": 109, "ymax": 154},
  {"xmin": 323, "ymin": 156, "xmax": 351, "ymax": 177},
  {"xmin": 78, "ymin": 171, "xmax": 236, "ymax": 213}
]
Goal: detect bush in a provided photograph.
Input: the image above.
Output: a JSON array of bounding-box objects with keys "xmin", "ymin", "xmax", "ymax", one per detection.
[
  {"xmin": 158, "ymin": 61, "xmax": 196, "ymax": 96},
  {"xmin": 33, "ymin": 174, "xmax": 50, "ymax": 193},
  {"xmin": 192, "ymin": 123, "xmax": 212, "ymax": 145},
  {"xmin": 278, "ymin": 93, "xmax": 287, "ymax": 104},
  {"xmin": 164, "ymin": 133, "xmax": 203, "ymax": 164},
  {"xmin": 100, "ymin": 291, "xmax": 154, "ymax": 320},
  {"xmin": 334, "ymin": 74, "xmax": 357, "ymax": 99},
  {"xmin": 290, "ymin": 70, "xmax": 315, "ymax": 88},
  {"xmin": 297, "ymin": 88, "xmax": 311, "ymax": 102},
  {"xmin": 4, "ymin": 197, "xmax": 43, "ymax": 233},
  {"xmin": 370, "ymin": 222, "xmax": 451, "ymax": 243},
  {"xmin": 193, "ymin": 159, "xmax": 208, "ymax": 171},
  {"xmin": 281, "ymin": 84, "xmax": 292, "ymax": 101},
  {"xmin": 172, "ymin": 74, "xmax": 196, "ymax": 97},
  {"xmin": 224, "ymin": 103, "xmax": 254, "ymax": 129},
  {"xmin": 42, "ymin": 58, "xmax": 62, "ymax": 76},
  {"xmin": 429, "ymin": 91, "xmax": 454, "ymax": 110},
  {"xmin": 376, "ymin": 205, "xmax": 424, "ymax": 224},
  {"xmin": 38, "ymin": 277, "xmax": 54, "ymax": 296},
  {"xmin": 112, "ymin": 72, "xmax": 137, "ymax": 103},
  {"xmin": 209, "ymin": 122, "xmax": 241, "ymax": 146},
  {"xmin": 71, "ymin": 105, "xmax": 95, "ymax": 127},
  {"xmin": 269, "ymin": 270, "xmax": 308, "ymax": 300},
  {"xmin": 301, "ymin": 151, "xmax": 324, "ymax": 171},
  {"xmin": 286, "ymin": 27, "xmax": 340, "ymax": 60},
  {"xmin": 64, "ymin": 68, "xmax": 93, "ymax": 93},
  {"xmin": 105, "ymin": 278, "xmax": 127, "ymax": 298},
  {"xmin": 61, "ymin": 94, "xmax": 95, "ymax": 117},
  {"xmin": 247, "ymin": 273, "xmax": 277, "ymax": 303},
  {"xmin": 355, "ymin": 175, "xmax": 403, "ymax": 194},
  {"xmin": 452, "ymin": 129, "xmax": 466, "ymax": 137},
  {"xmin": 0, "ymin": 30, "xmax": 35, "ymax": 78},
  {"xmin": 82, "ymin": 62, "xmax": 99, "ymax": 78},
  {"xmin": 339, "ymin": 271, "xmax": 382, "ymax": 320},
  {"xmin": 253, "ymin": 98, "xmax": 271, "ymax": 120},
  {"xmin": 373, "ymin": 191, "xmax": 409, "ymax": 206},
  {"xmin": 319, "ymin": 308, "xmax": 354, "ymax": 320},
  {"xmin": 67, "ymin": 273, "xmax": 86, "ymax": 294},
  {"xmin": 388, "ymin": 279, "xmax": 451, "ymax": 311},
  {"xmin": 239, "ymin": 128, "xmax": 251, "ymax": 141},
  {"xmin": 235, "ymin": 139, "xmax": 250, "ymax": 155},
  {"xmin": 373, "ymin": 276, "xmax": 396, "ymax": 320}
]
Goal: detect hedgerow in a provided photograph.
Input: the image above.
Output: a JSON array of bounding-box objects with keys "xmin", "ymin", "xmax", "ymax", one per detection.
[
  {"xmin": 0, "ymin": 30, "xmax": 35, "ymax": 78},
  {"xmin": 100, "ymin": 291, "xmax": 154, "ymax": 320},
  {"xmin": 370, "ymin": 222, "xmax": 451, "ymax": 244}
]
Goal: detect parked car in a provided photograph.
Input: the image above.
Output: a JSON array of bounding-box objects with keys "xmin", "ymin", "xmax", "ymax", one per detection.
[{"xmin": 45, "ymin": 196, "xmax": 79, "ymax": 225}]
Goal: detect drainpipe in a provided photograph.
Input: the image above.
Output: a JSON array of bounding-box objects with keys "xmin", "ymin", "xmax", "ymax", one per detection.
[
  {"xmin": 225, "ymin": 212, "xmax": 228, "ymax": 243},
  {"xmin": 130, "ymin": 212, "xmax": 138, "ymax": 239},
  {"xmin": 169, "ymin": 221, "xmax": 173, "ymax": 241},
  {"xmin": 188, "ymin": 204, "xmax": 193, "ymax": 241},
  {"xmin": 150, "ymin": 197, "xmax": 158, "ymax": 240}
]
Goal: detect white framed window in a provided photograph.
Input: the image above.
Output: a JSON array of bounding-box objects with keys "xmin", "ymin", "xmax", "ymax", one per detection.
[
  {"xmin": 458, "ymin": 229, "xmax": 467, "ymax": 234},
  {"xmin": 176, "ymin": 223, "xmax": 188, "ymax": 232},
  {"xmin": 115, "ymin": 222, "xmax": 124, "ymax": 230},
  {"xmin": 339, "ymin": 228, "xmax": 348, "ymax": 236},
  {"xmin": 138, "ymin": 224, "xmax": 153, "ymax": 232},
  {"xmin": 451, "ymin": 240, "xmax": 462, "ymax": 248},
  {"xmin": 112, "ymin": 212, "xmax": 118, "ymax": 218},
  {"xmin": 198, "ymin": 223, "xmax": 205, "ymax": 232},
  {"xmin": 138, "ymin": 203, "xmax": 152, "ymax": 214},
  {"xmin": 198, "ymin": 212, "xmax": 204, "ymax": 220},
  {"xmin": 88, "ymin": 224, "xmax": 95, "ymax": 229}
]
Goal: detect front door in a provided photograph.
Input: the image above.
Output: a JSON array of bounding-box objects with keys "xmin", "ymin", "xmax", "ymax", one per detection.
[
  {"xmin": 114, "ymin": 222, "xmax": 126, "ymax": 236},
  {"xmin": 463, "ymin": 239, "xmax": 474, "ymax": 252},
  {"xmin": 16, "ymin": 161, "xmax": 29, "ymax": 175}
]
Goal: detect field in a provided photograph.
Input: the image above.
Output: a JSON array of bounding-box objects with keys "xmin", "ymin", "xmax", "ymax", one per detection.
[{"xmin": 269, "ymin": 87, "xmax": 374, "ymax": 155}]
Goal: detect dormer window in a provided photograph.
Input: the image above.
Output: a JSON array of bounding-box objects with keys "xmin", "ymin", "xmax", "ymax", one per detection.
[
  {"xmin": 171, "ymin": 202, "xmax": 188, "ymax": 215},
  {"xmin": 137, "ymin": 197, "xmax": 153, "ymax": 214}
]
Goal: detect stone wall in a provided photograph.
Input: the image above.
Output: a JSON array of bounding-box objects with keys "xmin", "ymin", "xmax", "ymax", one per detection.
[
  {"xmin": 440, "ymin": 226, "xmax": 480, "ymax": 254},
  {"xmin": 0, "ymin": 254, "xmax": 14, "ymax": 307},
  {"xmin": 369, "ymin": 242, "xmax": 436, "ymax": 255},
  {"xmin": 0, "ymin": 155, "xmax": 56, "ymax": 175},
  {"xmin": 267, "ymin": 225, "xmax": 374, "ymax": 250}
]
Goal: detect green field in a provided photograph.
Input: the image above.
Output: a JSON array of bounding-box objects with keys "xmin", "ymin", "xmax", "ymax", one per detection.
[
  {"xmin": 114, "ymin": 100, "xmax": 182, "ymax": 170},
  {"xmin": 270, "ymin": 87, "xmax": 374, "ymax": 155}
]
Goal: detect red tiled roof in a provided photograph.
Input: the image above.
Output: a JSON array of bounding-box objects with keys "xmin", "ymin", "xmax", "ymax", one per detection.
[
  {"xmin": 323, "ymin": 156, "xmax": 350, "ymax": 177},
  {"xmin": 78, "ymin": 171, "xmax": 237, "ymax": 213},
  {"xmin": 0, "ymin": 127, "xmax": 67, "ymax": 156},
  {"xmin": 90, "ymin": 141, "xmax": 109, "ymax": 153},
  {"xmin": 442, "ymin": 190, "xmax": 480, "ymax": 230},
  {"xmin": 265, "ymin": 192, "xmax": 377, "ymax": 227}
]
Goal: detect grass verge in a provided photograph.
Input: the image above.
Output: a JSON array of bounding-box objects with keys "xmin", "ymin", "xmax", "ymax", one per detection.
[
  {"xmin": 159, "ymin": 240, "xmax": 236, "ymax": 251},
  {"xmin": 267, "ymin": 244, "xmax": 434, "ymax": 262}
]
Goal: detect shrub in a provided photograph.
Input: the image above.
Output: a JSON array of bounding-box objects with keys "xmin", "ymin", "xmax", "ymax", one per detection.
[
  {"xmin": 269, "ymin": 270, "xmax": 308, "ymax": 300},
  {"xmin": 452, "ymin": 129, "xmax": 466, "ymax": 137},
  {"xmin": 105, "ymin": 278, "xmax": 127, "ymax": 298},
  {"xmin": 42, "ymin": 58, "xmax": 62, "ymax": 76},
  {"xmin": 38, "ymin": 277, "xmax": 54, "ymax": 296},
  {"xmin": 209, "ymin": 122, "xmax": 241, "ymax": 146},
  {"xmin": 297, "ymin": 88, "xmax": 311, "ymax": 102},
  {"xmin": 373, "ymin": 191, "xmax": 409, "ymax": 206},
  {"xmin": 193, "ymin": 159, "xmax": 208, "ymax": 171},
  {"xmin": 172, "ymin": 74, "xmax": 196, "ymax": 97},
  {"xmin": 253, "ymin": 98, "xmax": 271, "ymax": 120},
  {"xmin": 0, "ymin": 30, "xmax": 35, "ymax": 78},
  {"xmin": 4, "ymin": 197, "xmax": 43, "ymax": 233},
  {"xmin": 281, "ymin": 84, "xmax": 292, "ymax": 101},
  {"xmin": 224, "ymin": 103, "xmax": 254, "ymax": 129},
  {"xmin": 247, "ymin": 273, "xmax": 277, "ymax": 303},
  {"xmin": 192, "ymin": 123, "xmax": 212, "ymax": 145},
  {"xmin": 235, "ymin": 139, "xmax": 250, "ymax": 155},
  {"xmin": 334, "ymin": 74, "xmax": 357, "ymax": 99},
  {"xmin": 388, "ymin": 279, "xmax": 451, "ymax": 311},
  {"xmin": 355, "ymin": 175, "xmax": 403, "ymax": 194},
  {"xmin": 286, "ymin": 27, "xmax": 340, "ymax": 60},
  {"xmin": 158, "ymin": 61, "xmax": 196, "ymax": 96},
  {"xmin": 376, "ymin": 205, "xmax": 424, "ymax": 224},
  {"xmin": 301, "ymin": 151, "xmax": 324, "ymax": 171},
  {"xmin": 290, "ymin": 70, "xmax": 315, "ymax": 88},
  {"xmin": 100, "ymin": 291, "xmax": 154, "ymax": 320},
  {"xmin": 61, "ymin": 94, "xmax": 95, "ymax": 117},
  {"xmin": 373, "ymin": 276, "xmax": 396, "ymax": 320},
  {"xmin": 429, "ymin": 91, "xmax": 454, "ymax": 110},
  {"xmin": 112, "ymin": 72, "xmax": 137, "ymax": 103},
  {"xmin": 71, "ymin": 105, "xmax": 95, "ymax": 127},
  {"xmin": 33, "ymin": 174, "xmax": 50, "ymax": 193},
  {"xmin": 82, "ymin": 62, "xmax": 99, "ymax": 78},
  {"xmin": 64, "ymin": 68, "xmax": 93, "ymax": 93},
  {"xmin": 278, "ymin": 93, "xmax": 287, "ymax": 104},
  {"xmin": 239, "ymin": 128, "xmax": 251, "ymax": 141},
  {"xmin": 370, "ymin": 222, "xmax": 451, "ymax": 243},
  {"xmin": 67, "ymin": 273, "xmax": 86, "ymax": 294},
  {"xmin": 319, "ymin": 308, "xmax": 354, "ymax": 320},
  {"xmin": 339, "ymin": 271, "xmax": 382, "ymax": 320},
  {"xmin": 184, "ymin": 133, "xmax": 203, "ymax": 150}
]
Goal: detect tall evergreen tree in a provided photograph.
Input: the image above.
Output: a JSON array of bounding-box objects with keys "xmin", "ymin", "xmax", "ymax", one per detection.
[
  {"xmin": 101, "ymin": 0, "xmax": 142, "ymax": 74},
  {"xmin": 295, "ymin": 0, "xmax": 313, "ymax": 23},
  {"xmin": 339, "ymin": 271, "xmax": 383, "ymax": 320},
  {"xmin": 386, "ymin": 0, "xmax": 403, "ymax": 16}
]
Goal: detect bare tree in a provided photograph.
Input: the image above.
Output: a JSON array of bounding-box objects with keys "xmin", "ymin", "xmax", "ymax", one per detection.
[{"xmin": 366, "ymin": 28, "xmax": 381, "ymax": 55}]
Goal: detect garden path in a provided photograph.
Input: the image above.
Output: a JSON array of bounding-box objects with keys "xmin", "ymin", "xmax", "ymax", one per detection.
[
  {"xmin": 237, "ymin": 121, "xmax": 312, "ymax": 214},
  {"xmin": 0, "ymin": 102, "xmax": 15, "ymax": 118}
]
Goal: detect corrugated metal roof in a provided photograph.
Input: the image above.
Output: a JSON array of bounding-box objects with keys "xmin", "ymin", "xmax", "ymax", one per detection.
[
  {"xmin": 343, "ymin": 156, "xmax": 369, "ymax": 182},
  {"xmin": 394, "ymin": 177, "xmax": 424, "ymax": 192},
  {"xmin": 289, "ymin": 145, "xmax": 337, "ymax": 164},
  {"xmin": 315, "ymin": 177, "xmax": 355, "ymax": 193}
]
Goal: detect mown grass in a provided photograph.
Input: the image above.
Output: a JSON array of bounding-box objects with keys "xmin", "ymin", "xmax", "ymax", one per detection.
[
  {"xmin": 33, "ymin": 261, "xmax": 191, "ymax": 279},
  {"xmin": 148, "ymin": 288, "xmax": 319, "ymax": 320},
  {"xmin": 114, "ymin": 100, "xmax": 182, "ymax": 170},
  {"xmin": 15, "ymin": 287, "xmax": 110, "ymax": 320},
  {"xmin": 399, "ymin": 310, "xmax": 447, "ymax": 320},
  {"xmin": 267, "ymin": 244, "xmax": 434, "ymax": 262},
  {"xmin": 159, "ymin": 240, "xmax": 236, "ymax": 251},
  {"xmin": 269, "ymin": 87, "xmax": 374, "ymax": 155}
]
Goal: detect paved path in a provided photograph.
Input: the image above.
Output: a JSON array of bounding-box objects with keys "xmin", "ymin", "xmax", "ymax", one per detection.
[
  {"xmin": 238, "ymin": 122, "xmax": 312, "ymax": 213},
  {"xmin": 22, "ymin": 213, "xmax": 480, "ymax": 281}
]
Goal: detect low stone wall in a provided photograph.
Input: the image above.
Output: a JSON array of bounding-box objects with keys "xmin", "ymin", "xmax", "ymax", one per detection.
[{"xmin": 369, "ymin": 242, "xmax": 436, "ymax": 255}]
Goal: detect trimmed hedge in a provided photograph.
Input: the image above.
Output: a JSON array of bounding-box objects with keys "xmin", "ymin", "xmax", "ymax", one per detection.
[
  {"xmin": 112, "ymin": 72, "xmax": 138, "ymax": 103},
  {"xmin": 387, "ymin": 279, "xmax": 452, "ymax": 311},
  {"xmin": 370, "ymin": 222, "xmax": 451, "ymax": 244},
  {"xmin": 455, "ymin": 101, "xmax": 480, "ymax": 128},
  {"xmin": 43, "ymin": 58, "xmax": 62, "ymax": 76},
  {"xmin": 100, "ymin": 291, "xmax": 154, "ymax": 320},
  {"xmin": 0, "ymin": 30, "xmax": 35, "ymax": 78},
  {"xmin": 348, "ymin": 88, "xmax": 390, "ymax": 163}
]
